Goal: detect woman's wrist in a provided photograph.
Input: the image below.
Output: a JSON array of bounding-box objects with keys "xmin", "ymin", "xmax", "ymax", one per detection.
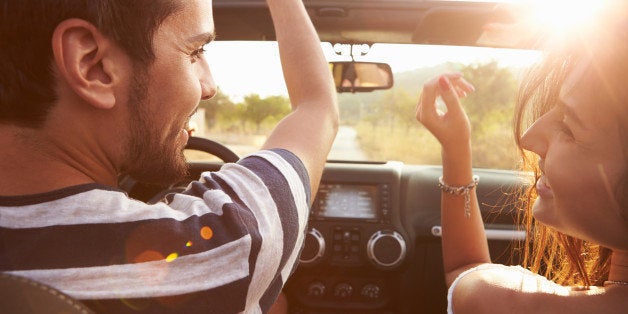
[{"xmin": 441, "ymin": 142, "xmax": 473, "ymax": 185}]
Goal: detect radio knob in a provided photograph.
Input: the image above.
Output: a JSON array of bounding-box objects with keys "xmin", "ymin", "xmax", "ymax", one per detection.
[
  {"xmin": 333, "ymin": 283, "xmax": 353, "ymax": 299},
  {"xmin": 360, "ymin": 283, "xmax": 381, "ymax": 299},
  {"xmin": 366, "ymin": 230, "xmax": 406, "ymax": 269},
  {"xmin": 299, "ymin": 228, "xmax": 325, "ymax": 265},
  {"xmin": 306, "ymin": 281, "xmax": 326, "ymax": 297}
]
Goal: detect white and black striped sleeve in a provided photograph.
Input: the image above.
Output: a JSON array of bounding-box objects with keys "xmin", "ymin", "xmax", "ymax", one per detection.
[{"xmin": 0, "ymin": 149, "xmax": 310, "ymax": 314}]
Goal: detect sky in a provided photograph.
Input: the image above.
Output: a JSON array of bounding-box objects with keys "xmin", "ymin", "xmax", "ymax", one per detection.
[{"xmin": 205, "ymin": 42, "xmax": 542, "ymax": 101}]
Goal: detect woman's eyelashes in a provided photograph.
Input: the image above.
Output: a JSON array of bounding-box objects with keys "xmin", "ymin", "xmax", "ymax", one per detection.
[
  {"xmin": 557, "ymin": 119, "xmax": 575, "ymax": 140},
  {"xmin": 553, "ymin": 103, "xmax": 575, "ymax": 141}
]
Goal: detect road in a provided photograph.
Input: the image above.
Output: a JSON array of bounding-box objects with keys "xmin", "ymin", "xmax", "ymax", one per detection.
[
  {"xmin": 327, "ymin": 126, "xmax": 367, "ymax": 161},
  {"xmin": 187, "ymin": 126, "xmax": 367, "ymax": 162}
]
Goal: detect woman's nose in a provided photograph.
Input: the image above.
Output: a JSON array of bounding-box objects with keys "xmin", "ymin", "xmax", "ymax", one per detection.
[{"xmin": 520, "ymin": 113, "xmax": 551, "ymax": 158}]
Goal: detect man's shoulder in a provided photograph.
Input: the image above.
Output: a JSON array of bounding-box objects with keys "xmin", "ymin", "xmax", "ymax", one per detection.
[
  {"xmin": 0, "ymin": 183, "xmax": 180, "ymax": 229},
  {"xmin": 238, "ymin": 149, "xmax": 308, "ymax": 180},
  {"xmin": 218, "ymin": 148, "xmax": 311, "ymax": 202},
  {"xmin": 0, "ymin": 183, "xmax": 122, "ymax": 207}
]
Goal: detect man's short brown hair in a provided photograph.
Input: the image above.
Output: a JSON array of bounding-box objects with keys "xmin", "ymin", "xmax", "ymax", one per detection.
[{"xmin": 0, "ymin": 0, "xmax": 182, "ymax": 127}]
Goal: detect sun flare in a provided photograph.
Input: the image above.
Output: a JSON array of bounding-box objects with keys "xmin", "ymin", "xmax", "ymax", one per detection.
[
  {"xmin": 478, "ymin": 0, "xmax": 617, "ymax": 48},
  {"xmin": 527, "ymin": 0, "xmax": 607, "ymax": 35}
]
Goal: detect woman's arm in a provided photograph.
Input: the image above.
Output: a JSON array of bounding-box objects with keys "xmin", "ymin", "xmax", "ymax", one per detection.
[{"xmin": 415, "ymin": 74, "xmax": 490, "ymax": 286}]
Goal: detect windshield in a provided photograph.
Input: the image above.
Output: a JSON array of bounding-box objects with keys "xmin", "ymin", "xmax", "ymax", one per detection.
[{"xmin": 186, "ymin": 42, "xmax": 541, "ymax": 170}]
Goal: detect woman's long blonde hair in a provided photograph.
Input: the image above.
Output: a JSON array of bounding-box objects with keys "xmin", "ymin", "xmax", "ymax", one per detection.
[{"xmin": 512, "ymin": 7, "xmax": 628, "ymax": 287}]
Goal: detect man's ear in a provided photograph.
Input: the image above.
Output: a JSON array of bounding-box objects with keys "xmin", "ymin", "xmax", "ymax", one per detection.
[{"xmin": 52, "ymin": 18, "xmax": 128, "ymax": 110}]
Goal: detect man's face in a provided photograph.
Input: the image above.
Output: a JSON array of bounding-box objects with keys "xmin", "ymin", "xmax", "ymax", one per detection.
[{"xmin": 122, "ymin": 0, "xmax": 216, "ymax": 185}]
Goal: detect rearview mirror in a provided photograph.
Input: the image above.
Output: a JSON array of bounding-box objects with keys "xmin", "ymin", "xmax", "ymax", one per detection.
[{"xmin": 330, "ymin": 61, "xmax": 394, "ymax": 93}]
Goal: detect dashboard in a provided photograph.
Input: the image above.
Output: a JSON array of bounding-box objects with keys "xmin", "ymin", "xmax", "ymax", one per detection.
[
  {"xmin": 129, "ymin": 160, "xmax": 526, "ymax": 314},
  {"xmin": 285, "ymin": 162, "xmax": 526, "ymax": 314}
]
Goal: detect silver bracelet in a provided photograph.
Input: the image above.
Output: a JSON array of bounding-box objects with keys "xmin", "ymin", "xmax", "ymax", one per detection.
[{"xmin": 438, "ymin": 175, "xmax": 479, "ymax": 218}]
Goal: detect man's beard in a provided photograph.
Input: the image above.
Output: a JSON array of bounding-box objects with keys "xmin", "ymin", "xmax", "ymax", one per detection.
[{"xmin": 121, "ymin": 68, "xmax": 189, "ymax": 186}]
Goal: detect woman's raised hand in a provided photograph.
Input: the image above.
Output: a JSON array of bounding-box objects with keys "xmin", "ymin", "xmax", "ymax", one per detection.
[{"xmin": 415, "ymin": 73, "xmax": 475, "ymax": 150}]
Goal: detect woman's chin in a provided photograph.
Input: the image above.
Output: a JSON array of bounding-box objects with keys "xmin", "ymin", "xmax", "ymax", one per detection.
[{"xmin": 531, "ymin": 197, "xmax": 555, "ymax": 226}]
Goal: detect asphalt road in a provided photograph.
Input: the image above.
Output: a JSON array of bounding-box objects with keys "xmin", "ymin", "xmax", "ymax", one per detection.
[{"xmin": 327, "ymin": 126, "xmax": 367, "ymax": 161}]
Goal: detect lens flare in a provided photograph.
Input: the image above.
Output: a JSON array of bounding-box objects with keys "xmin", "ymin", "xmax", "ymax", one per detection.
[
  {"xmin": 132, "ymin": 250, "xmax": 164, "ymax": 263},
  {"xmin": 166, "ymin": 253, "xmax": 178, "ymax": 262},
  {"xmin": 200, "ymin": 226, "xmax": 213, "ymax": 240},
  {"xmin": 528, "ymin": 0, "xmax": 607, "ymax": 34},
  {"xmin": 479, "ymin": 0, "xmax": 614, "ymax": 48}
]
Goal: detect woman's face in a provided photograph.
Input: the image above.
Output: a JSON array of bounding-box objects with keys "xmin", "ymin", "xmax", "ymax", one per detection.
[{"xmin": 520, "ymin": 59, "xmax": 628, "ymax": 250}]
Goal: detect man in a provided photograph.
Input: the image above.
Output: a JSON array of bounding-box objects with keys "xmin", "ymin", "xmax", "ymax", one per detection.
[{"xmin": 0, "ymin": 0, "xmax": 338, "ymax": 313}]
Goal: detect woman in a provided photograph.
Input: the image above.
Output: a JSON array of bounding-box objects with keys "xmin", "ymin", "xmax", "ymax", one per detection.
[{"xmin": 415, "ymin": 6, "xmax": 628, "ymax": 314}]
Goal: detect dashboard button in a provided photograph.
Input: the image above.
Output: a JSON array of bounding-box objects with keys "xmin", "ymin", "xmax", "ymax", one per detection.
[
  {"xmin": 333, "ymin": 244, "xmax": 343, "ymax": 252},
  {"xmin": 333, "ymin": 283, "xmax": 353, "ymax": 299},
  {"xmin": 306, "ymin": 281, "xmax": 326, "ymax": 297},
  {"xmin": 361, "ymin": 284, "xmax": 381, "ymax": 299},
  {"xmin": 350, "ymin": 233, "xmax": 360, "ymax": 242}
]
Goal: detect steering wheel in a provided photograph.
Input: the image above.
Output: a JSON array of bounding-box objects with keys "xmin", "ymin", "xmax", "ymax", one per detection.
[
  {"xmin": 185, "ymin": 136, "xmax": 239, "ymax": 163},
  {"xmin": 120, "ymin": 136, "xmax": 240, "ymax": 203},
  {"xmin": 145, "ymin": 136, "xmax": 240, "ymax": 203},
  {"xmin": 185, "ymin": 136, "xmax": 240, "ymax": 162}
]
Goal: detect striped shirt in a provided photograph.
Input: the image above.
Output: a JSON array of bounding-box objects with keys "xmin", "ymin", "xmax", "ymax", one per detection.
[{"xmin": 0, "ymin": 149, "xmax": 310, "ymax": 314}]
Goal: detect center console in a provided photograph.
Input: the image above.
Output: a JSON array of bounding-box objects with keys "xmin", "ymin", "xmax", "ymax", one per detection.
[{"xmin": 286, "ymin": 163, "xmax": 409, "ymax": 313}]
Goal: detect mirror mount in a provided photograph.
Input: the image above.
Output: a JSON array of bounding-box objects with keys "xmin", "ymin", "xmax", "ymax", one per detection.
[{"xmin": 332, "ymin": 43, "xmax": 372, "ymax": 61}]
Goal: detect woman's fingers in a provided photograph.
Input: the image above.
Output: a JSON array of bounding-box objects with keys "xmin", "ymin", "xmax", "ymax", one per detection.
[
  {"xmin": 416, "ymin": 73, "xmax": 475, "ymax": 146},
  {"xmin": 438, "ymin": 76, "xmax": 465, "ymax": 116},
  {"xmin": 450, "ymin": 76, "xmax": 475, "ymax": 95},
  {"xmin": 416, "ymin": 76, "xmax": 440, "ymax": 123},
  {"xmin": 417, "ymin": 73, "xmax": 475, "ymax": 125}
]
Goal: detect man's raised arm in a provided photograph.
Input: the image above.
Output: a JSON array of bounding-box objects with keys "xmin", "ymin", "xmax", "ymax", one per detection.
[{"xmin": 262, "ymin": 0, "xmax": 339, "ymax": 198}]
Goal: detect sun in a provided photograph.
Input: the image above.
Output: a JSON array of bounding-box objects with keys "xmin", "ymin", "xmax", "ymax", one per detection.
[
  {"xmin": 527, "ymin": 0, "xmax": 607, "ymax": 35},
  {"xmin": 477, "ymin": 0, "xmax": 617, "ymax": 48}
]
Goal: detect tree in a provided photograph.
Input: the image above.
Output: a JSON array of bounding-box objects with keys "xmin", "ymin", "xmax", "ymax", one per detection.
[
  {"xmin": 460, "ymin": 61, "xmax": 520, "ymax": 169},
  {"xmin": 379, "ymin": 88, "xmax": 416, "ymax": 132},
  {"xmin": 243, "ymin": 94, "xmax": 291, "ymax": 133},
  {"xmin": 198, "ymin": 88, "xmax": 234, "ymax": 129},
  {"xmin": 217, "ymin": 102, "xmax": 247, "ymax": 132},
  {"xmin": 461, "ymin": 61, "xmax": 516, "ymax": 130},
  {"xmin": 350, "ymin": 61, "xmax": 522, "ymax": 169}
]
